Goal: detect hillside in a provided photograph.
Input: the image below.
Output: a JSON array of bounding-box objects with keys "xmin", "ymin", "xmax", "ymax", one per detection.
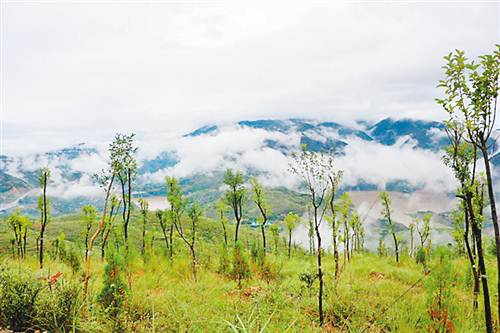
[{"xmin": 0, "ymin": 117, "xmax": 452, "ymax": 214}]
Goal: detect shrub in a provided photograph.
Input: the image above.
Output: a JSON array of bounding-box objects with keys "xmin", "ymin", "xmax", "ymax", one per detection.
[
  {"xmin": 35, "ymin": 280, "xmax": 82, "ymax": 332},
  {"xmin": 218, "ymin": 243, "xmax": 230, "ymax": 274},
  {"xmin": 231, "ymin": 242, "xmax": 250, "ymax": 288},
  {"xmin": 256, "ymin": 259, "xmax": 282, "ymax": 283},
  {"xmin": 377, "ymin": 239, "xmax": 388, "ymax": 256},
  {"xmin": 98, "ymin": 250, "xmax": 128, "ymax": 316},
  {"xmin": 0, "ymin": 266, "xmax": 43, "ymax": 332},
  {"xmin": 58, "ymin": 241, "xmax": 82, "ymax": 274},
  {"xmin": 425, "ymin": 247, "xmax": 457, "ymax": 332},
  {"xmin": 299, "ymin": 270, "xmax": 317, "ymax": 296}
]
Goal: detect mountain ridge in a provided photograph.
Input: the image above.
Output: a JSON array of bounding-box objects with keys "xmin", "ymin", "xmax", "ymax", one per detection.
[{"xmin": 0, "ymin": 117, "xmax": 455, "ymax": 216}]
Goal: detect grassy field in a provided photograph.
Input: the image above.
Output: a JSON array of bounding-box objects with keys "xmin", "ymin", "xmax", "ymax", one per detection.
[{"xmin": 0, "ymin": 211, "xmax": 497, "ymax": 332}]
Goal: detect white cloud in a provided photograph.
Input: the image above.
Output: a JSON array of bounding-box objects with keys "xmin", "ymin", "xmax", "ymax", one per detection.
[
  {"xmin": 3, "ymin": 2, "xmax": 498, "ymax": 155},
  {"xmin": 336, "ymin": 137, "xmax": 455, "ymax": 192},
  {"xmin": 141, "ymin": 126, "xmax": 300, "ymax": 182}
]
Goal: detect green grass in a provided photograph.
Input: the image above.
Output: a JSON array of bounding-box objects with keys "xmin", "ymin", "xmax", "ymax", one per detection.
[{"xmin": 0, "ymin": 213, "xmax": 497, "ymax": 332}]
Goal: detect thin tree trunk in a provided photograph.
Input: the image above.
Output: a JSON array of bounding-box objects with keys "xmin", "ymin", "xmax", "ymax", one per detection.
[
  {"xmin": 169, "ymin": 224, "xmax": 174, "ymax": 258},
  {"xmin": 101, "ymin": 229, "xmax": 111, "ymax": 260},
  {"xmin": 466, "ymin": 194, "xmax": 493, "ymax": 333},
  {"xmin": 462, "ymin": 204, "xmax": 480, "ymax": 310},
  {"xmin": 159, "ymin": 222, "xmax": 170, "ymax": 256},
  {"xmin": 141, "ymin": 215, "xmax": 147, "ymax": 256},
  {"xmin": 84, "ymin": 173, "xmax": 115, "ymax": 296},
  {"xmin": 480, "ymin": 143, "xmax": 500, "ymax": 323},
  {"xmin": 39, "ymin": 173, "xmax": 48, "ymax": 269},
  {"xmin": 261, "ymin": 224, "xmax": 267, "ymax": 255},
  {"xmin": 126, "ymin": 168, "xmax": 132, "ymax": 245},
  {"xmin": 288, "ymin": 230, "xmax": 292, "ymax": 258},
  {"xmin": 234, "ymin": 201, "xmax": 242, "ymax": 244},
  {"xmin": 220, "ymin": 213, "xmax": 228, "ymax": 246}
]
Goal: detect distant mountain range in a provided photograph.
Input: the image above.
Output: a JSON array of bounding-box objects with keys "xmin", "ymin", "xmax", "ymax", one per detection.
[{"xmin": 0, "ymin": 117, "xmax": 489, "ymax": 217}]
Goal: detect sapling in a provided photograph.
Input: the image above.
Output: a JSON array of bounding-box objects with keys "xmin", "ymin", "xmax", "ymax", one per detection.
[
  {"xmin": 223, "ymin": 169, "xmax": 246, "ymax": 244},
  {"xmin": 437, "ymin": 46, "xmax": 499, "ymax": 325},
  {"xmin": 38, "ymin": 167, "xmax": 51, "ymax": 269},
  {"xmin": 81, "ymin": 205, "xmax": 97, "ymax": 261},
  {"xmin": 250, "ymin": 178, "xmax": 271, "ymax": 255},
  {"xmin": 284, "ymin": 212, "xmax": 300, "ymax": 258},
  {"xmin": 138, "ymin": 198, "xmax": 149, "ymax": 257},
  {"xmin": 380, "ymin": 191, "xmax": 399, "ymax": 263},
  {"xmin": 289, "ymin": 147, "xmax": 339, "ymax": 326}
]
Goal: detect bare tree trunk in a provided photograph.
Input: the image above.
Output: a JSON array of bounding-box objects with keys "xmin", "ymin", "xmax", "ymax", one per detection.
[
  {"xmin": 141, "ymin": 215, "xmax": 147, "ymax": 257},
  {"xmin": 101, "ymin": 229, "xmax": 111, "ymax": 260},
  {"xmin": 466, "ymin": 194, "xmax": 493, "ymax": 333},
  {"xmin": 234, "ymin": 201, "xmax": 242, "ymax": 244},
  {"xmin": 169, "ymin": 224, "xmax": 174, "ymax": 258},
  {"xmin": 288, "ymin": 230, "xmax": 292, "ymax": 258},
  {"xmin": 314, "ymin": 205, "xmax": 324, "ymax": 326},
  {"xmin": 480, "ymin": 142, "xmax": 500, "ymax": 323},
  {"xmin": 463, "ymin": 205, "xmax": 480, "ymax": 310},
  {"xmin": 39, "ymin": 173, "xmax": 48, "ymax": 269},
  {"xmin": 159, "ymin": 222, "xmax": 170, "ymax": 256},
  {"xmin": 261, "ymin": 224, "xmax": 267, "ymax": 255},
  {"xmin": 84, "ymin": 173, "xmax": 115, "ymax": 297},
  {"xmin": 220, "ymin": 218, "xmax": 228, "ymax": 246}
]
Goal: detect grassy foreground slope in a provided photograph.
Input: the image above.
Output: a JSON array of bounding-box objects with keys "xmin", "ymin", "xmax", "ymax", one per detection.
[{"xmin": 0, "ymin": 213, "xmax": 497, "ymax": 332}]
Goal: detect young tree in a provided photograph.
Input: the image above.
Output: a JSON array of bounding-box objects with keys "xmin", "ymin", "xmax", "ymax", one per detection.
[
  {"xmin": 326, "ymin": 170, "xmax": 342, "ymax": 279},
  {"xmin": 82, "ymin": 205, "xmax": 97, "ymax": 261},
  {"xmin": 349, "ymin": 211, "xmax": 360, "ymax": 256},
  {"xmin": 269, "ymin": 224, "xmax": 280, "ymax": 254},
  {"xmin": 223, "ymin": 169, "xmax": 246, "ymax": 244},
  {"xmin": 138, "ymin": 198, "xmax": 149, "ymax": 257},
  {"xmin": 84, "ymin": 134, "xmax": 123, "ymax": 296},
  {"xmin": 442, "ymin": 120, "xmax": 492, "ymax": 330},
  {"xmin": 156, "ymin": 209, "xmax": 170, "ymax": 256},
  {"xmin": 101, "ymin": 194, "xmax": 120, "ymax": 260},
  {"xmin": 339, "ymin": 193, "xmax": 352, "ymax": 264},
  {"xmin": 284, "ymin": 212, "xmax": 300, "ymax": 258},
  {"xmin": 7, "ymin": 210, "xmax": 31, "ymax": 259},
  {"xmin": 166, "ymin": 177, "xmax": 188, "ymax": 259},
  {"xmin": 409, "ymin": 221, "xmax": 416, "ymax": 258},
  {"xmin": 214, "ymin": 199, "xmax": 229, "ymax": 246},
  {"xmin": 250, "ymin": 178, "xmax": 271, "ymax": 255},
  {"xmin": 307, "ymin": 206, "xmax": 315, "ymax": 256},
  {"xmin": 380, "ymin": 191, "xmax": 399, "ymax": 263},
  {"xmin": 289, "ymin": 148, "xmax": 338, "ymax": 326},
  {"xmin": 38, "ymin": 167, "xmax": 51, "ymax": 269},
  {"xmin": 416, "ymin": 213, "xmax": 432, "ymax": 249},
  {"xmin": 111, "ymin": 133, "xmax": 138, "ymax": 250},
  {"xmin": 174, "ymin": 202, "xmax": 202, "ymax": 281},
  {"xmin": 437, "ymin": 46, "xmax": 499, "ymax": 324}
]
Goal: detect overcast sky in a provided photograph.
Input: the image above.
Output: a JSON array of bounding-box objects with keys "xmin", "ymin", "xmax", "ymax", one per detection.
[{"xmin": 2, "ymin": 1, "xmax": 499, "ymax": 155}]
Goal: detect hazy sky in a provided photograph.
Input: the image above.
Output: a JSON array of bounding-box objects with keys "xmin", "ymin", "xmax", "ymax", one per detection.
[{"xmin": 2, "ymin": 1, "xmax": 499, "ymax": 155}]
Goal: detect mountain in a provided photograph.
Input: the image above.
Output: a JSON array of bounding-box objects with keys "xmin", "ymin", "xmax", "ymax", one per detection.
[
  {"xmin": 368, "ymin": 118, "xmax": 448, "ymax": 150},
  {"xmin": 0, "ymin": 117, "xmax": 452, "ymax": 216}
]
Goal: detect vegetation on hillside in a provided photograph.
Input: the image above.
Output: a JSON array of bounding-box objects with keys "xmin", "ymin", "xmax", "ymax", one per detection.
[{"xmin": 0, "ymin": 46, "xmax": 498, "ymax": 332}]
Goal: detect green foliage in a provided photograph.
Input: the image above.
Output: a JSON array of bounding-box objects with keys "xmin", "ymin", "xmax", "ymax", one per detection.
[
  {"xmin": 283, "ymin": 212, "xmax": 299, "ymax": 233},
  {"xmin": 98, "ymin": 249, "xmax": 128, "ymax": 318},
  {"xmin": 165, "ymin": 176, "xmax": 187, "ymax": 225},
  {"xmin": 231, "ymin": 242, "xmax": 250, "ymax": 288},
  {"xmin": 425, "ymin": 247, "xmax": 458, "ymax": 332},
  {"xmin": 224, "ymin": 169, "xmax": 246, "ymax": 242},
  {"xmin": 36, "ymin": 281, "xmax": 82, "ymax": 333},
  {"xmin": 269, "ymin": 224, "xmax": 280, "ymax": 254},
  {"xmin": 218, "ymin": 243, "xmax": 230, "ymax": 274},
  {"xmin": 58, "ymin": 241, "xmax": 82, "ymax": 274},
  {"xmin": 416, "ymin": 247, "xmax": 427, "ymax": 266},
  {"xmin": 7, "ymin": 209, "xmax": 32, "ymax": 258},
  {"xmin": 0, "ymin": 266, "xmax": 43, "ymax": 331},
  {"xmin": 377, "ymin": 238, "xmax": 388, "ymax": 256}
]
